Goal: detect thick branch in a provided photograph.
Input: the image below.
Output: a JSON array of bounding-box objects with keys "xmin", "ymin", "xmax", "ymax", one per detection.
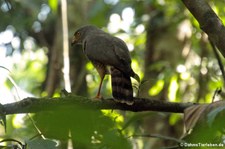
[
  {"xmin": 182, "ymin": 0, "xmax": 225, "ymax": 57},
  {"xmin": 1, "ymin": 95, "xmax": 195, "ymax": 115}
]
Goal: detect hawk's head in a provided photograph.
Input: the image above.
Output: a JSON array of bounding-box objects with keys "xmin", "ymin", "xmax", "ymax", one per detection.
[{"xmin": 71, "ymin": 25, "xmax": 103, "ymax": 46}]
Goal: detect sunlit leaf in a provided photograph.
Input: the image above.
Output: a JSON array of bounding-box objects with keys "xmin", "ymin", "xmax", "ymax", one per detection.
[
  {"xmin": 169, "ymin": 113, "xmax": 182, "ymax": 126},
  {"xmin": 148, "ymin": 79, "xmax": 164, "ymax": 96},
  {"xmin": 168, "ymin": 75, "xmax": 178, "ymax": 102},
  {"xmin": 48, "ymin": 0, "xmax": 58, "ymax": 13}
]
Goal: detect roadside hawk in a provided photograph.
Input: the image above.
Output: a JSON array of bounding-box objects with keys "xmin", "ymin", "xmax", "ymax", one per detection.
[{"xmin": 71, "ymin": 25, "xmax": 140, "ymax": 105}]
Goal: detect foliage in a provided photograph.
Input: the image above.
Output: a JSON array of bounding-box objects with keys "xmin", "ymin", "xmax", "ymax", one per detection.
[{"xmin": 33, "ymin": 105, "xmax": 131, "ymax": 149}]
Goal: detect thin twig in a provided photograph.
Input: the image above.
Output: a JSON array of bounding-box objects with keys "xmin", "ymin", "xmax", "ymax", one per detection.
[
  {"xmin": 212, "ymin": 87, "xmax": 222, "ymax": 102},
  {"xmin": 131, "ymin": 134, "xmax": 185, "ymax": 144},
  {"xmin": 27, "ymin": 114, "xmax": 46, "ymax": 139},
  {"xmin": 210, "ymin": 40, "xmax": 225, "ymax": 84}
]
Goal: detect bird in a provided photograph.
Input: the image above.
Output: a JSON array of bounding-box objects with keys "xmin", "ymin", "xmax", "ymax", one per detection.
[{"xmin": 71, "ymin": 25, "xmax": 140, "ymax": 105}]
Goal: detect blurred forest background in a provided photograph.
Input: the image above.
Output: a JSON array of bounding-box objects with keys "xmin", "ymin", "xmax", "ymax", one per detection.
[{"xmin": 0, "ymin": 0, "xmax": 225, "ymax": 148}]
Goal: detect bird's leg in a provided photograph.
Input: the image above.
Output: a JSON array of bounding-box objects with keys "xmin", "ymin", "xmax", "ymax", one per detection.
[
  {"xmin": 95, "ymin": 74, "xmax": 105, "ymax": 99},
  {"xmin": 92, "ymin": 62, "xmax": 107, "ymax": 99}
]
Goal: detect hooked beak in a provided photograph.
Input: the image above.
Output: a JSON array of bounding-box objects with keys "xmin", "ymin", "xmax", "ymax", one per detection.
[{"xmin": 71, "ymin": 36, "xmax": 78, "ymax": 46}]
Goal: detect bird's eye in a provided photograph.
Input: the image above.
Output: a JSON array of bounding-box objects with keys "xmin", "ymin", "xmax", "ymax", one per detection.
[{"xmin": 76, "ymin": 32, "xmax": 81, "ymax": 37}]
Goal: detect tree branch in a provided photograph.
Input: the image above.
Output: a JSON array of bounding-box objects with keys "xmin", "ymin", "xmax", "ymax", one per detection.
[
  {"xmin": 182, "ymin": 0, "xmax": 225, "ymax": 57},
  {"xmin": 1, "ymin": 95, "xmax": 195, "ymax": 115}
]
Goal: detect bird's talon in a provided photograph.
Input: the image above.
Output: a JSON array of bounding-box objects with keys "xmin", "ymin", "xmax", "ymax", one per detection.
[{"xmin": 92, "ymin": 95, "xmax": 104, "ymax": 101}]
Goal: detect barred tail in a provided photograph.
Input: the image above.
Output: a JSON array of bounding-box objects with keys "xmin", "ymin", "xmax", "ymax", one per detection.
[{"xmin": 110, "ymin": 67, "xmax": 134, "ymax": 105}]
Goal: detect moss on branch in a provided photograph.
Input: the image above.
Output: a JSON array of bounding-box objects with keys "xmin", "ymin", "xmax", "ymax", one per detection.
[{"xmin": 1, "ymin": 95, "xmax": 195, "ymax": 115}]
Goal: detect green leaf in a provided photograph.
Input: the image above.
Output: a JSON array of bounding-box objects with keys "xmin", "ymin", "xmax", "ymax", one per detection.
[
  {"xmin": 27, "ymin": 138, "xmax": 58, "ymax": 149},
  {"xmin": 207, "ymin": 106, "xmax": 225, "ymax": 127},
  {"xmin": 148, "ymin": 79, "xmax": 164, "ymax": 96},
  {"xmin": 33, "ymin": 104, "xmax": 131, "ymax": 148},
  {"xmin": 48, "ymin": 0, "xmax": 58, "ymax": 13}
]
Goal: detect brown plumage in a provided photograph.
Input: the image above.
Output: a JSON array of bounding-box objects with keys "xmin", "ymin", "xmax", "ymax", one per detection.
[{"xmin": 71, "ymin": 25, "xmax": 140, "ymax": 105}]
